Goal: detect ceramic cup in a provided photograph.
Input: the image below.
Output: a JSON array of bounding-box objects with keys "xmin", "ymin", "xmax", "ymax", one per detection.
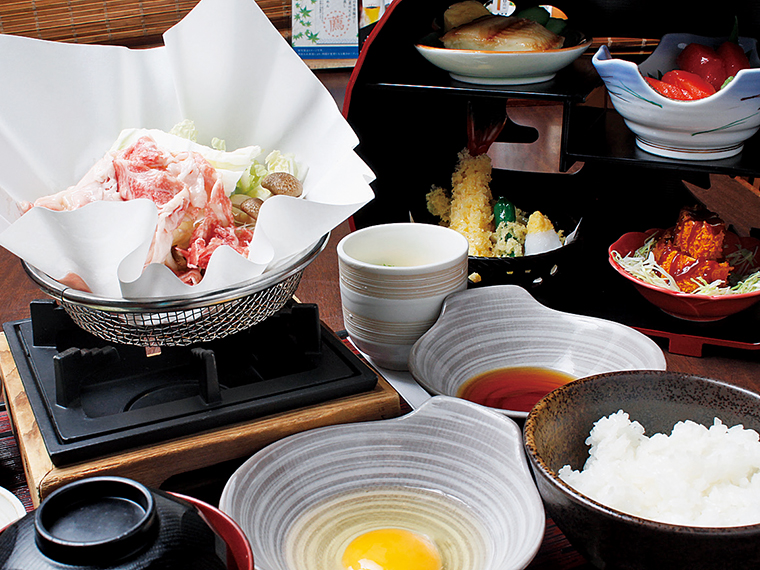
[{"xmin": 337, "ymin": 223, "xmax": 469, "ymax": 370}]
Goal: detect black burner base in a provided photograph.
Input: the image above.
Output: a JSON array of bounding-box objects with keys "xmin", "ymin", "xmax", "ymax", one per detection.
[{"xmin": 4, "ymin": 300, "xmax": 378, "ymax": 466}]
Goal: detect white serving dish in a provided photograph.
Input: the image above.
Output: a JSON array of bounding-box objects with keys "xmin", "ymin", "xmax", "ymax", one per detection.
[
  {"xmin": 592, "ymin": 33, "xmax": 760, "ymax": 160},
  {"xmin": 415, "ymin": 36, "xmax": 592, "ymax": 85},
  {"xmin": 0, "ymin": 486, "xmax": 25, "ymax": 530}
]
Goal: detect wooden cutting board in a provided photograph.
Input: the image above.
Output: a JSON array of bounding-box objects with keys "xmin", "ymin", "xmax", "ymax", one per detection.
[{"xmin": 0, "ymin": 332, "xmax": 401, "ymax": 507}]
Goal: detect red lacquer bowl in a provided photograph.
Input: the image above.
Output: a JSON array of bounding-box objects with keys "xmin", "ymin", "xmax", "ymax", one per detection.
[
  {"xmin": 609, "ymin": 231, "xmax": 760, "ymax": 322},
  {"xmin": 171, "ymin": 493, "xmax": 254, "ymax": 570}
]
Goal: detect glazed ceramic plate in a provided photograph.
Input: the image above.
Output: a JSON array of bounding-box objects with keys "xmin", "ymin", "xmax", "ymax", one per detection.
[
  {"xmin": 408, "ymin": 285, "xmax": 666, "ymax": 419},
  {"xmin": 592, "ymin": 33, "xmax": 760, "ymax": 160},
  {"xmin": 415, "ymin": 32, "xmax": 591, "ymax": 85},
  {"xmin": 220, "ymin": 396, "xmax": 545, "ymax": 570},
  {"xmin": 609, "ymin": 231, "xmax": 760, "ymax": 321}
]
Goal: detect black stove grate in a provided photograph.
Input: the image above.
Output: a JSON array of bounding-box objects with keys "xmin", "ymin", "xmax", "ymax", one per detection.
[{"xmin": 4, "ymin": 300, "xmax": 378, "ymax": 466}]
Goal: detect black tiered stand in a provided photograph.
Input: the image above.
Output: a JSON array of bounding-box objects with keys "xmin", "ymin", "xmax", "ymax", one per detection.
[{"xmin": 344, "ymin": 0, "xmax": 760, "ymax": 357}]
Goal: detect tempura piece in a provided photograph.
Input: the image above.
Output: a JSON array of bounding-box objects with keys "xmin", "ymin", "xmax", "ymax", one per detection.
[
  {"xmin": 448, "ymin": 149, "xmax": 494, "ymax": 257},
  {"xmin": 426, "ymin": 186, "xmax": 451, "ymax": 224},
  {"xmin": 492, "ymin": 207, "xmax": 528, "ymax": 257}
]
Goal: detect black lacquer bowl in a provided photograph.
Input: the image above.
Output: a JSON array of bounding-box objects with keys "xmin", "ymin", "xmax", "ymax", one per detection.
[
  {"xmin": 0, "ymin": 477, "xmax": 248, "ymax": 570},
  {"xmin": 468, "ymin": 216, "xmax": 582, "ymax": 289},
  {"xmin": 523, "ymin": 371, "xmax": 760, "ymax": 570}
]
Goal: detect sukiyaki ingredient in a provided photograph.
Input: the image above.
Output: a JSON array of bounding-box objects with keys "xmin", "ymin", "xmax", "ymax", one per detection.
[
  {"xmin": 239, "ymin": 197, "xmax": 264, "ymax": 221},
  {"xmin": 25, "ymin": 135, "xmax": 250, "ymax": 284},
  {"xmin": 233, "ymin": 149, "xmax": 304, "ymax": 201},
  {"xmin": 440, "ymin": 15, "xmax": 564, "ymax": 52},
  {"xmin": 23, "ymin": 125, "xmax": 305, "ymax": 287},
  {"xmin": 524, "ymin": 211, "xmax": 563, "ymax": 255},
  {"xmin": 612, "ymin": 206, "xmax": 760, "ymax": 295},
  {"xmin": 261, "ymin": 171, "xmax": 303, "ymax": 197},
  {"xmin": 558, "ymin": 410, "xmax": 760, "ymax": 527}
]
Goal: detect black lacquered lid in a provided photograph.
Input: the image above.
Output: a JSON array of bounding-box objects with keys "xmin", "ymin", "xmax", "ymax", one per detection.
[
  {"xmin": 34, "ymin": 477, "xmax": 157, "ymax": 566},
  {"xmin": 0, "ymin": 476, "xmax": 229, "ymax": 570}
]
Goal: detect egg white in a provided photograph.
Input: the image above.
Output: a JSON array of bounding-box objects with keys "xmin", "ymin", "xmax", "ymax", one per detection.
[{"xmin": 283, "ymin": 486, "xmax": 490, "ymax": 570}]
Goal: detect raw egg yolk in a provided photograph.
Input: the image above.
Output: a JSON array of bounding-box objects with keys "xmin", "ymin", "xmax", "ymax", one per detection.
[{"xmin": 341, "ymin": 528, "xmax": 442, "ymax": 570}]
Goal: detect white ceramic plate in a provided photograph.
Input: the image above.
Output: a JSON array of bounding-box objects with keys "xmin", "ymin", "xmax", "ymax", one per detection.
[
  {"xmin": 415, "ymin": 36, "xmax": 592, "ymax": 85},
  {"xmin": 0, "ymin": 486, "xmax": 26, "ymax": 530}
]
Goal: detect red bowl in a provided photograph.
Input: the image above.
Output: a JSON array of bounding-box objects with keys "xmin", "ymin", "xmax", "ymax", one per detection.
[
  {"xmin": 171, "ymin": 493, "xmax": 253, "ymax": 570},
  {"xmin": 608, "ymin": 231, "xmax": 760, "ymax": 322}
]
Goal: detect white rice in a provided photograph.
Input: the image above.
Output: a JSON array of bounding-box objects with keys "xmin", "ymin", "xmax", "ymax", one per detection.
[{"xmin": 558, "ymin": 410, "xmax": 760, "ymax": 527}]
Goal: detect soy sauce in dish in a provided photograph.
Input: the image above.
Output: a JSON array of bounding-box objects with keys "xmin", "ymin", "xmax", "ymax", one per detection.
[{"xmin": 457, "ymin": 366, "xmax": 575, "ymax": 412}]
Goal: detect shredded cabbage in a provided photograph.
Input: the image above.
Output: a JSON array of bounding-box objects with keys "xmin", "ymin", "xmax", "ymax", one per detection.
[{"xmin": 613, "ymin": 234, "xmax": 760, "ymax": 296}]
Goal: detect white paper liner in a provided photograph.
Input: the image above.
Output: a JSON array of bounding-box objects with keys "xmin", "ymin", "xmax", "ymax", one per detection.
[{"xmin": 0, "ymin": 0, "xmax": 374, "ymax": 300}]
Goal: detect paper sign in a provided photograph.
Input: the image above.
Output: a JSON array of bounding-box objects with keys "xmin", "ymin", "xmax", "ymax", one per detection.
[{"xmin": 292, "ymin": 0, "xmax": 359, "ymax": 59}]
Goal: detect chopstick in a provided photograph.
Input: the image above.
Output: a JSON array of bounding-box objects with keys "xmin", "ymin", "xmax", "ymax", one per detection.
[{"xmin": 589, "ymin": 37, "xmax": 660, "ymax": 56}]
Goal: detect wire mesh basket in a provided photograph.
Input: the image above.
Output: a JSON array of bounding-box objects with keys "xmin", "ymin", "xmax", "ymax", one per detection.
[{"xmin": 23, "ymin": 234, "xmax": 329, "ymax": 347}]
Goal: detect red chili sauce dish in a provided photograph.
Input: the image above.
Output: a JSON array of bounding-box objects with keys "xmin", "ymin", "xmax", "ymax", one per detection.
[{"xmin": 457, "ymin": 366, "xmax": 575, "ymax": 413}]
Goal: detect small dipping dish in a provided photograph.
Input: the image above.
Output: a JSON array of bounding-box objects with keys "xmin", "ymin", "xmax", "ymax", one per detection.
[{"xmin": 408, "ymin": 285, "xmax": 667, "ymax": 418}]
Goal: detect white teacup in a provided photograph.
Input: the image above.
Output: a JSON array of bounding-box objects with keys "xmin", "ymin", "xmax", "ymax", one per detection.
[{"xmin": 337, "ymin": 223, "xmax": 469, "ymax": 370}]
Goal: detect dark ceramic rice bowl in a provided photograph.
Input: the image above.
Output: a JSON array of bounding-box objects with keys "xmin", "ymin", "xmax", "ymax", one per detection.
[{"xmin": 523, "ymin": 371, "xmax": 760, "ymax": 570}]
